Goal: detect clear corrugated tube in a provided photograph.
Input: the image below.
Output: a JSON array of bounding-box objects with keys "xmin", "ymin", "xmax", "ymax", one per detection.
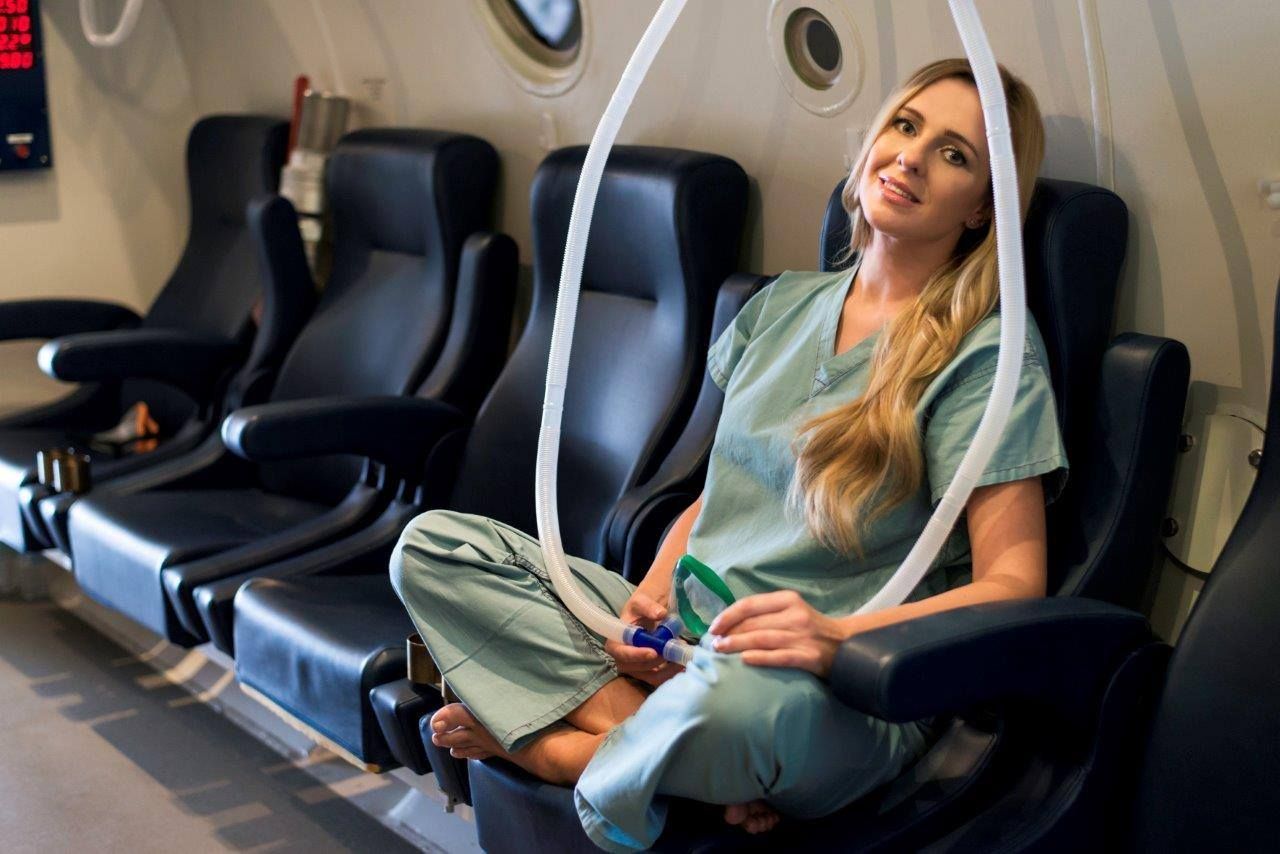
[
  {"xmin": 855, "ymin": 0, "xmax": 1025, "ymax": 613},
  {"xmin": 535, "ymin": 0, "xmax": 1024, "ymax": 660}
]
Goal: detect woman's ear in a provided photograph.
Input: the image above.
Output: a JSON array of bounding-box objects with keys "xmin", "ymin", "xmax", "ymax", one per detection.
[{"xmin": 965, "ymin": 199, "xmax": 992, "ymax": 230}]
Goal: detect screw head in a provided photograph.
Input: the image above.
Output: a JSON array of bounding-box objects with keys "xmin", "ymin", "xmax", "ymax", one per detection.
[
  {"xmin": 1249, "ymin": 449, "xmax": 1263, "ymax": 469},
  {"xmin": 1178, "ymin": 434, "xmax": 1196, "ymax": 453},
  {"xmin": 1161, "ymin": 517, "xmax": 1180, "ymax": 538}
]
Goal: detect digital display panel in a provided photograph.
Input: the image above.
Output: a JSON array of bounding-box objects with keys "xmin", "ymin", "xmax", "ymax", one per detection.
[
  {"xmin": 0, "ymin": 0, "xmax": 35, "ymax": 72},
  {"xmin": 0, "ymin": 0, "xmax": 49, "ymax": 170}
]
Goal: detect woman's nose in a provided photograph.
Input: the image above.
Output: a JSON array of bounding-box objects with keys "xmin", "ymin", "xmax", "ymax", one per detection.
[{"xmin": 896, "ymin": 142, "xmax": 924, "ymax": 174}]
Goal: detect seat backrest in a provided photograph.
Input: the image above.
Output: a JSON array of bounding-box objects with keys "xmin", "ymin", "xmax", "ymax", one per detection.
[
  {"xmin": 820, "ymin": 177, "xmax": 1134, "ymax": 596},
  {"xmin": 126, "ymin": 115, "xmax": 288, "ymax": 430},
  {"xmin": 144, "ymin": 115, "xmax": 289, "ymax": 336},
  {"xmin": 259, "ymin": 128, "xmax": 499, "ymax": 505},
  {"xmin": 1130, "ymin": 281, "xmax": 1280, "ymax": 851},
  {"xmin": 446, "ymin": 146, "xmax": 748, "ymax": 565}
]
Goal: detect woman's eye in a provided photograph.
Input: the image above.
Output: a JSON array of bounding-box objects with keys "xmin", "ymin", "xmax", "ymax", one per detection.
[
  {"xmin": 893, "ymin": 117, "xmax": 915, "ymax": 135},
  {"xmin": 942, "ymin": 147, "xmax": 967, "ymax": 166}
]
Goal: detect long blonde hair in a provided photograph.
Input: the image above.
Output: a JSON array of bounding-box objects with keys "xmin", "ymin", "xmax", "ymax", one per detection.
[{"xmin": 792, "ymin": 58, "xmax": 1045, "ymax": 556}]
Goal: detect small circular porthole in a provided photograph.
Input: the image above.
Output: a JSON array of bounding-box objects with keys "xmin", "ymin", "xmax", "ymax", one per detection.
[
  {"xmin": 767, "ymin": 0, "xmax": 864, "ymax": 117},
  {"xmin": 474, "ymin": 0, "xmax": 589, "ymax": 97},
  {"xmin": 490, "ymin": 0, "xmax": 582, "ymax": 68},
  {"xmin": 786, "ymin": 9, "xmax": 842, "ymax": 90}
]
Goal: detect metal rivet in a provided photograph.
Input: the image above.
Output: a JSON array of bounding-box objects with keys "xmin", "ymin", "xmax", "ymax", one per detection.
[
  {"xmin": 1178, "ymin": 434, "xmax": 1196, "ymax": 453},
  {"xmin": 1249, "ymin": 449, "xmax": 1263, "ymax": 469},
  {"xmin": 1161, "ymin": 517, "xmax": 1180, "ymax": 538}
]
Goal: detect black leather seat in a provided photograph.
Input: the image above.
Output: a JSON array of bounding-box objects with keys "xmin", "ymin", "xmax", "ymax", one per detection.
[
  {"xmin": 461, "ymin": 177, "xmax": 1192, "ymax": 852},
  {"xmin": 226, "ymin": 146, "xmax": 751, "ymax": 771},
  {"xmin": 904, "ymin": 281, "xmax": 1279, "ymax": 852},
  {"xmin": 63, "ymin": 128, "xmax": 506, "ymax": 647},
  {"xmin": 0, "ymin": 115, "xmax": 289, "ymax": 553}
]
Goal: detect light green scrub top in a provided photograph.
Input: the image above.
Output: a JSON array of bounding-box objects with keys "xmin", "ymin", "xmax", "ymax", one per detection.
[{"xmin": 683, "ymin": 267, "xmax": 1068, "ymax": 619}]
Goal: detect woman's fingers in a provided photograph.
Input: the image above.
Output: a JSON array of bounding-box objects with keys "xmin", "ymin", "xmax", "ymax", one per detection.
[
  {"xmin": 740, "ymin": 648, "xmax": 816, "ymax": 669},
  {"xmin": 718, "ymin": 611, "xmax": 802, "ymax": 638},
  {"xmin": 605, "ymin": 639, "xmax": 661, "ymax": 669},
  {"xmin": 711, "ymin": 629, "xmax": 793, "ymax": 653},
  {"xmin": 626, "ymin": 589, "xmax": 668, "ymax": 623},
  {"xmin": 709, "ymin": 590, "xmax": 800, "ymax": 635}
]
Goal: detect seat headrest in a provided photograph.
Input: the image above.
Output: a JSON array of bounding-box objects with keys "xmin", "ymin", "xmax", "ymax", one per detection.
[
  {"xmin": 326, "ymin": 128, "xmax": 498, "ymax": 262},
  {"xmin": 188, "ymin": 115, "xmax": 289, "ymax": 226},
  {"xmin": 818, "ymin": 176, "xmax": 1128, "ymax": 434},
  {"xmin": 531, "ymin": 146, "xmax": 748, "ymax": 305}
]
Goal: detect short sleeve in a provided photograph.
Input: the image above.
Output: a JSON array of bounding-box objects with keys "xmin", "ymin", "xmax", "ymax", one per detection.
[
  {"xmin": 706, "ymin": 282, "xmax": 771, "ymax": 391},
  {"xmin": 924, "ymin": 336, "xmax": 1069, "ymax": 505}
]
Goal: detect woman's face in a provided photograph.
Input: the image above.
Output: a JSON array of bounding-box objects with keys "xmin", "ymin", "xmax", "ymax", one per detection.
[{"xmin": 858, "ymin": 77, "xmax": 992, "ymax": 247}]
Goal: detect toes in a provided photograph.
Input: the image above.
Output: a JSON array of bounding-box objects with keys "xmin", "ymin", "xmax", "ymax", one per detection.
[
  {"xmin": 745, "ymin": 804, "xmax": 780, "ymax": 834},
  {"xmin": 432, "ymin": 727, "xmax": 479, "ymax": 749},
  {"xmin": 450, "ymin": 747, "xmax": 493, "ymax": 760},
  {"xmin": 430, "ymin": 703, "xmax": 473, "ymax": 732},
  {"xmin": 728, "ymin": 801, "xmax": 780, "ymax": 834}
]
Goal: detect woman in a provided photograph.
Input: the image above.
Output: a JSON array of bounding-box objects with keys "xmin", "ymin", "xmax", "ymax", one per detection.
[{"xmin": 391, "ymin": 58, "xmax": 1062, "ymax": 852}]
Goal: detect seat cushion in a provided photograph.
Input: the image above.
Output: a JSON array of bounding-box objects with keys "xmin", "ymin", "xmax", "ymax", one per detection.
[
  {"xmin": 69, "ymin": 489, "xmax": 326, "ymax": 641},
  {"xmin": 469, "ymin": 718, "xmax": 1003, "ymax": 853},
  {"xmin": 0, "ymin": 428, "xmax": 70, "ymax": 550},
  {"xmin": 234, "ymin": 573, "xmax": 413, "ymax": 768}
]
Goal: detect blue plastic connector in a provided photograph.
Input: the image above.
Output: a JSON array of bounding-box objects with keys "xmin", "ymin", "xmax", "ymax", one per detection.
[{"xmin": 627, "ymin": 628, "xmax": 670, "ymax": 654}]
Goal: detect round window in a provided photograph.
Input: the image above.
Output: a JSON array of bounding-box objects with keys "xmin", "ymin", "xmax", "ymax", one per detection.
[
  {"xmin": 474, "ymin": 0, "xmax": 589, "ymax": 97},
  {"xmin": 767, "ymin": 0, "xmax": 864, "ymax": 117},
  {"xmin": 488, "ymin": 0, "xmax": 582, "ymax": 68},
  {"xmin": 786, "ymin": 9, "xmax": 842, "ymax": 89}
]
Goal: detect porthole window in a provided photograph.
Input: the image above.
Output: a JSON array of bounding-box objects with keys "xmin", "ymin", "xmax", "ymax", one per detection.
[
  {"xmin": 786, "ymin": 9, "xmax": 842, "ymax": 90},
  {"xmin": 491, "ymin": 0, "xmax": 581, "ymax": 67},
  {"xmin": 767, "ymin": 0, "xmax": 864, "ymax": 117},
  {"xmin": 474, "ymin": 0, "xmax": 589, "ymax": 96}
]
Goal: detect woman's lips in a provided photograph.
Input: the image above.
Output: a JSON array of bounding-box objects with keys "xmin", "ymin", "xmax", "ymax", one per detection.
[{"xmin": 878, "ymin": 175, "xmax": 920, "ymax": 205}]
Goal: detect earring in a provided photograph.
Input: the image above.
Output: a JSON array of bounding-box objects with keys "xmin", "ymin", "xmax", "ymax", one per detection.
[{"xmin": 966, "ymin": 216, "xmax": 986, "ymax": 229}]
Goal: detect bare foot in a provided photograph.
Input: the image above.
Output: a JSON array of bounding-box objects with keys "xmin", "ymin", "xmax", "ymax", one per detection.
[
  {"xmin": 430, "ymin": 702, "xmax": 609, "ymax": 785},
  {"xmin": 724, "ymin": 800, "xmax": 781, "ymax": 834},
  {"xmin": 430, "ymin": 703, "xmax": 506, "ymax": 760}
]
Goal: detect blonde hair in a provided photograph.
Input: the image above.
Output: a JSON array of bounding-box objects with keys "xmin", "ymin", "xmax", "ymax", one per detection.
[{"xmin": 792, "ymin": 58, "xmax": 1045, "ymax": 556}]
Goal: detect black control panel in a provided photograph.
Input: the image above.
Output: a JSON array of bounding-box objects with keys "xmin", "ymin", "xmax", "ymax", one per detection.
[{"xmin": 0, "ymin": 0, "xmax": 51, "ymax": 171}]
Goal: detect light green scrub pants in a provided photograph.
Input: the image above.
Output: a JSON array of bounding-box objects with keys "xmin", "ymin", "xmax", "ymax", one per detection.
[{"xmin": 391, "ymin": 509, "xmax": 931, "ymax": 853}]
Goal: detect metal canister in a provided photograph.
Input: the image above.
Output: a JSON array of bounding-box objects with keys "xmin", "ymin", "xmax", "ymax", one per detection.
[
  {"xmin": 295, "ymin": 90, "xmax": 350, "ymax": 153},
  {"xmin": 407, "ymin": 632, "xmax": 458, "ymax": 703},
  {"xmin": 51, "ymin": 450, "xmax": 92, "ymax": 495},
  {"xmin": 35, "ymin": 447, "xmax": 68, "ymax": 487}
]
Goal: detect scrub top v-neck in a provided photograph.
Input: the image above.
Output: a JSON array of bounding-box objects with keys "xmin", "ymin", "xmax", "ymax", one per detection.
[{"xmin": 686, "ymin": 267, "xmax": 1068, "ymax": 618}]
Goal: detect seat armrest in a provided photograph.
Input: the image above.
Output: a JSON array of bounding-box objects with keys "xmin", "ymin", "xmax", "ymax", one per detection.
[
  {"xmin": 830, "ymin": 597, "xmax": 1154, "ymax": 722},
  {"xmin": 416, "ymin": 231, "xmax": 518, "ymax": 414},
  {"xmin": 0, "ymin": 298, "xmax": 141, "ymax": 341},
  {"xmin": 244, "ymin": 195, "xmax": 317, "ymax": 370},
  {"xmin": 38, "ymin": 329, "xmax": 242, "ymax": 398},
  {"xmin": 222, "ymin": 395, "xmax": 467, "ymax": 473},
  {"xmin": 607, "ymin": 274, "xmax": 772, "ymax": 576}
]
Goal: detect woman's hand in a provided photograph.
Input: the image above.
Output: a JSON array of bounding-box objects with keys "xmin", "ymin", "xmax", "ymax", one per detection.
[
  {"xmin": 708, "ymin": 590, "xmax": 846, "ymax": 677},
  {"xmin": 604, "ymin": 588, "xmax": 684, "ymax": 687}
]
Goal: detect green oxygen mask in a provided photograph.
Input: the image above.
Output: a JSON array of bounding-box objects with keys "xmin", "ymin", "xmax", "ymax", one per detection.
[{"xmin": 672, "ymin": 554, "xmax": 736, "ymax": 638}]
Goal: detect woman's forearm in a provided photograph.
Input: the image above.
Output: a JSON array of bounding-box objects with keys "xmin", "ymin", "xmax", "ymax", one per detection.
[
  {"xmin": 638, "ymin": 494, "xmax": 704, "ymax": 602},
  {"xmin": 835, "ymin": 573, "xmax": 1041, "ymax": 638}
]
